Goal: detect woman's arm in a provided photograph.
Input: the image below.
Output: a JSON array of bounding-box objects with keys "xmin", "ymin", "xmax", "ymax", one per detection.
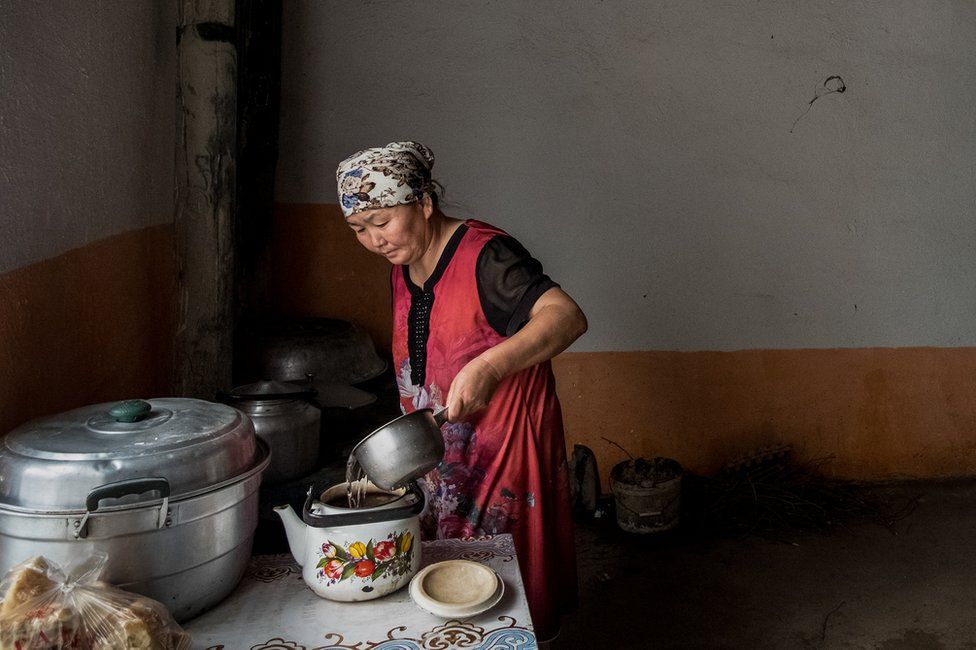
[{"xmin": 445, "ymin": 287, "xmax": 587, "ymax": 421}]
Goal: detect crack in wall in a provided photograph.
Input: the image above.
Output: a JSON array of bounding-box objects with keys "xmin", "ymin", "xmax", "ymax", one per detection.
[{"xmin": 790, "ymin": 75, "xmax": 847, "ymax": 133}]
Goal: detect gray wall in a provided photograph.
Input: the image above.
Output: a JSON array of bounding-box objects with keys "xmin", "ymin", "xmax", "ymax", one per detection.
[
  {"xmin": 0, "ymin": 1, "xmax": 176, "ymax": 274},
  {"xmin": 277, "ymin": 1, "xmax": 976, "ymax": 352}
]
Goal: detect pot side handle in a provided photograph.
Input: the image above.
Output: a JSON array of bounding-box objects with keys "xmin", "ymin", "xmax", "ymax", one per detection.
[
  {"xmin": 85, "ymin": 477, "xmax": 171, "ymax": 511},
  {"xmin": 76, "ymin": 477, "xmax": 171, "ymax": 539}
]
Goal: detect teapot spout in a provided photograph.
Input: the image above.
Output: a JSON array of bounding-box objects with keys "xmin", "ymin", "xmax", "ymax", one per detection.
[{"xmin": 273, "ymin": 504, "xmax": 306, "ymax": 566}]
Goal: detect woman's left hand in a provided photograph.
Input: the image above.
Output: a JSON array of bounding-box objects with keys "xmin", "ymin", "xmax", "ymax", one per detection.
[{"xmin": 444, "ymin": 356, "xmax": 503, "ymax": 422}]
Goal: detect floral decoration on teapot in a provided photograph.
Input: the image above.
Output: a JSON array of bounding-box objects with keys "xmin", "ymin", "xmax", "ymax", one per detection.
[{"xmin": 316, "ymin": 530, "xmax": 415, "ymax": 585}]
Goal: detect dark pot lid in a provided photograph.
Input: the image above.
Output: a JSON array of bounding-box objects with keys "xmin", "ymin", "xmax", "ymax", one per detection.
[
  {"xmin": 237, "ymin": 318, "xmax": 388, "ymax": 386},
  {"xmin": 0, "ymin": 398, "xmax": 262, "ymax": 512}
]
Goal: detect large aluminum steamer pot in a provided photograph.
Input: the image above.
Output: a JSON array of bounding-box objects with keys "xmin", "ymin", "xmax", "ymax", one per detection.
[{"xmin": 0, "ymin": 398, "xmax": 270, "ymax": 622}]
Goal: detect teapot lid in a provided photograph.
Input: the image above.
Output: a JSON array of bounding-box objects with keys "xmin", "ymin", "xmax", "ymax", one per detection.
[{"xmin": 302, "ymin": 483, "xmax": 425, "ymax": 528}]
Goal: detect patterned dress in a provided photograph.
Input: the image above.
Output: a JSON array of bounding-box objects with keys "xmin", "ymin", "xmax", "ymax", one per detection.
[{"xmin": 391, "ymin": 220, "xmax": 578, "ymax": 640}]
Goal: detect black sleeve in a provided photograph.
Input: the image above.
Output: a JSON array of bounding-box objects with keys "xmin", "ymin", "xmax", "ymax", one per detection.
[{"xmin": 476, "ymin": 235, "xmax": 559, "ymax": 337}]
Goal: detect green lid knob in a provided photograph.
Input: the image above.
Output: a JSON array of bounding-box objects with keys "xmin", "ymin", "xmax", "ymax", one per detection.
[{"xmin": 109, "ymin": 400, "xmax": 152, "ymax": 423}]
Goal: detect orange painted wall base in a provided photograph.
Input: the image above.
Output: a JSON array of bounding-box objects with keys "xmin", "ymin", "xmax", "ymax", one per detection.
[
  {"xmin": 553, "ymin": 348, "xmax": 976, "ymax": 482},
  {"xmin": 0, "ymin": 225, "xmax": 176, "ymax": 435}
]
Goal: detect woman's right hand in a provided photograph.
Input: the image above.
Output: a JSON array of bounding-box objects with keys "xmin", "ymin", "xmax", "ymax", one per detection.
[{"xmin": 444, "ymin": 356, "xmax": 503, "ymax": 422}]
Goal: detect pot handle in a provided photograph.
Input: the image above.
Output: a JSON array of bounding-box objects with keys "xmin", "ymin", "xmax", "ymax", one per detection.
[
  {"xmin": 76, "ymin": 477, "xmax": 171, "ymax": 539},
  {"xmin": 109, "ymin": 399, "xmax": 152, "ymax": 423},
  {"xmin": 302, "ymin": 482, "xmax": 425, "ymax": 528},
  {"xmin": 86, "ymin": 477, "xmax": 170, "ymax": 511},
  {"xmin": 433, "ymin": 408, "xmax": 448, "ymax": 427}
]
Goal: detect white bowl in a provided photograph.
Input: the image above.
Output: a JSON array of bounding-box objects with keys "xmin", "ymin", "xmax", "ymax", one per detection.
[{"xmin": 409, "ymin": 560, "xmax": 505, "ymax": 618}]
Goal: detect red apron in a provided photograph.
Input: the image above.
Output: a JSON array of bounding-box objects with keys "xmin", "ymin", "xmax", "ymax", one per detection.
[{"xmin": 391, "ymin": 220, "xmax": 578, "ymax": 639}]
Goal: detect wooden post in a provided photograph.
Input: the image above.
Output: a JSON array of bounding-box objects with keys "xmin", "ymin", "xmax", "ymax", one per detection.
[
  {"xmin": 234, "ymin": 0, "xmax": 281, "ymax": 325},
  {"xmin": 174, "ymin": 0, "xmax": 237, "ymax": 398}
]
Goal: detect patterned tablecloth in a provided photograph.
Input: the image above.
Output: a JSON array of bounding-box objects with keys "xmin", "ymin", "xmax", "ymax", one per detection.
[{"xmin": 186, "ymin": 534, "xmax": 536, "ymax": 649}]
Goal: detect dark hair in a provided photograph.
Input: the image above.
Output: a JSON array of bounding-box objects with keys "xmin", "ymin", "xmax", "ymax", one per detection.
[{"xmin": 427, "ymin": 179, "xmax": 446, "ymax": 210}]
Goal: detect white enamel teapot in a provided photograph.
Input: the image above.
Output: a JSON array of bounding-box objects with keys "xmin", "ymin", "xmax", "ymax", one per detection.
[{"xmin": 274, "ymin": 481, "xmax": 424, "ymax": 602}]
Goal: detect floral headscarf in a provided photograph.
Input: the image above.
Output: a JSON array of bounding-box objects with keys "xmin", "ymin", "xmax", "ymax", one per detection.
[{"xmin": 336, "ymin": 141, "xmax": 436, "ymax": 217}]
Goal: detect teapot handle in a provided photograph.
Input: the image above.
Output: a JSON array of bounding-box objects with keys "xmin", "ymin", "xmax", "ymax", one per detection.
[{"xmin": 302, "ymin": 482, "xmax": 425, "ymax": 528}]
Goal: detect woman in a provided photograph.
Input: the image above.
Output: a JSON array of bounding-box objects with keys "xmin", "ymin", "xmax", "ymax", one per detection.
[{"xmin": 337, "ymin": 141, "xmax": 587, "ymax": 641}]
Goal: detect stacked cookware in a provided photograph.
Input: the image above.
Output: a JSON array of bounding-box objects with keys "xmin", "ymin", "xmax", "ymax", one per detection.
[
  {"xmin": 218, "ymin": 379, "xmax": 321, "ymax": 485},
  {"xmin": 0, "ymin": 398, "xmax": 270, "ymax": 621}
]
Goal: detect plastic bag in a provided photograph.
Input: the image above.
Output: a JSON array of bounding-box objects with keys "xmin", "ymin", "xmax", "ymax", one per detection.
[{"xmin": 0, "ymin": 553, "xmax": 190, "ymax": 650}]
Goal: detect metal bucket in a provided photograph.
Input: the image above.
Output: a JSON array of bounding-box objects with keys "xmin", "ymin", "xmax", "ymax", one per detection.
[{"xmin": 609, "ymin": 460, "xmax": 682, "ymax": 534}]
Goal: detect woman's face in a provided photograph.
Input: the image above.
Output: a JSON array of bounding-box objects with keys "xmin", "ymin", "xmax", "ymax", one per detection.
[{"xmin": 345, "ymin": 198, "xmax": 432, "ymax": 265}]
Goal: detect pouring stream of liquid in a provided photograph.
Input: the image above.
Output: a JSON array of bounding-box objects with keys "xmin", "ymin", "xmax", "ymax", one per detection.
[{"xmin": 345, "ymin": 453, "xmax": 369, "ymax": 509}]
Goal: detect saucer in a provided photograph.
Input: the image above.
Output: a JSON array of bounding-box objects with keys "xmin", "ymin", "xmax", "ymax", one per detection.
[{"xmin": 409, "ymin": 560, "xmax": 505, "ymax": 618}]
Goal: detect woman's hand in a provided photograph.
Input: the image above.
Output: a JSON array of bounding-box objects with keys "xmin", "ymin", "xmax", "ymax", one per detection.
[
  {"xmin": 444, "ymin": 287, "xmax": 587, "ymax": 422},
  {"xmin": 444, "ymin": 356, "xmax": 504, "ymax": 422}
]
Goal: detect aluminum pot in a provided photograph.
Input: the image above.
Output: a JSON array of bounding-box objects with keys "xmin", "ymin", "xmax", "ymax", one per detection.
[
  {"xmin": 218, "ymin": 380, "xmax": 321, "ymax": 484},
  {"xmin": 0, "ymin": 398, "xmax": 270, "ymax": 621},
  {"xmin": 351, "ymin": 409, "xmax": 447, "ymax": 490}
]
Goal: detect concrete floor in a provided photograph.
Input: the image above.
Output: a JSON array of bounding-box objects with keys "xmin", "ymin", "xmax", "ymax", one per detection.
[
  {"xmin": 552, "ymin": 480, "xmax": 976, "ymax": 649},
  {"xmin": 252, "ymin": 371, "xmax": 976, "ymax": 649}
]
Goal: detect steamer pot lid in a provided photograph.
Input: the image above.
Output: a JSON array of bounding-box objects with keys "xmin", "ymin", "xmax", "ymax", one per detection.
[{"xmin": 0, "ymin": 398, "xmax": 261, "ymax": 512}]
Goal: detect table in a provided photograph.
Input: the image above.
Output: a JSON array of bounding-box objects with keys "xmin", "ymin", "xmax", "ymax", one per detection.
[{"xmin": 186, "ymin": 534, "xmax": 537, "ymax": 649}]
